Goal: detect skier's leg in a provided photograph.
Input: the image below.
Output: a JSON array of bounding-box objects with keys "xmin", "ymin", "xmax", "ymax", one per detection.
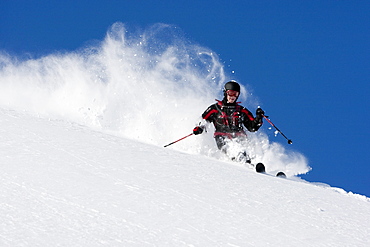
[
  {"xmin": 233, "ymin": 136, "xmax": 251, "ymax": 163},
  {"xmin": 214, "ymin": 135, "xmax": 227, "ymax": 154}
]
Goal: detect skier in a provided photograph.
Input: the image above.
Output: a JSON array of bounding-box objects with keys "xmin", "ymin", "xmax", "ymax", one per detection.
[{"xmin": 192, "ymin": 81, "xmax": 265, "ymax": 162}]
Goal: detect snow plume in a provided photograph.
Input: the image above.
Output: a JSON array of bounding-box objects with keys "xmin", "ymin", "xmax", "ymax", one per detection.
[{"xmin": 0, "ymin": 22, "xmax": 309, "ymax": 176}]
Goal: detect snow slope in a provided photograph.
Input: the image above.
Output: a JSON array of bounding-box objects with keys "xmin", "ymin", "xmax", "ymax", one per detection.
[{"xmin": 1, "ymin": 108, "xmax": 369, "ymax": 246}]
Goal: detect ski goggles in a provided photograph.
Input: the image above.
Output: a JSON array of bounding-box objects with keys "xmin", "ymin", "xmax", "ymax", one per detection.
[{"xmin": 226, "ymin": 90, "xmax": 239, "ymax": 97}]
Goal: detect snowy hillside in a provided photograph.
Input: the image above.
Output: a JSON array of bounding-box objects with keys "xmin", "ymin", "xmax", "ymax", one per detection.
[{"xmin": 1, "ymin": 108, "xmax": 369, "ymax": 246}]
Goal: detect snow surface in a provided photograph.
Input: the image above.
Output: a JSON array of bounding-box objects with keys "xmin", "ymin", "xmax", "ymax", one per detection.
[
  {"xmin": 0, "ymin": 23, "xmax": 369, "ymax": 246},
  {"xmin": 1, "ymin": 108, "xmax": 369, "ymax": 246}
]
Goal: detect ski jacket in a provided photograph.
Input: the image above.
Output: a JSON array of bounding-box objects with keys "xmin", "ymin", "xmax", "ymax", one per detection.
[{"xmin": 201, "ymin": 100, "xmax": 262, "ymax": 137}]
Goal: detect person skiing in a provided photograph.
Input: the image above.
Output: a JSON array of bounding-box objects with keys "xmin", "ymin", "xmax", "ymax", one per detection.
[{"xmin": 192, "ymin": 80, "xmax": 265, "ymax": 162}]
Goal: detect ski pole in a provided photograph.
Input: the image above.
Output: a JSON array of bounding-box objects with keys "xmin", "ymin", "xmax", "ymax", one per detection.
[
  {"xmin": 263, "ymin": 115, "xmax": 293, "ymax": 144},
  {"xmin": 164, "ymin": 133, "xmax": 193, "ymax": 147}
]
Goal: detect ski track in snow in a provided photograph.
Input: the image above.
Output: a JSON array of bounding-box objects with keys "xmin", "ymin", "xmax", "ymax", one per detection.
[{"xmin": 0, "ymin": 108, "xmax": 369, "ymax": 246}]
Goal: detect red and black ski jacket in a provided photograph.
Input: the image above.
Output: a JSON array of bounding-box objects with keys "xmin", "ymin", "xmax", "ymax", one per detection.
[{"xmin": 201, "ymin": 100, "xmax": 262, "ymax": 137}]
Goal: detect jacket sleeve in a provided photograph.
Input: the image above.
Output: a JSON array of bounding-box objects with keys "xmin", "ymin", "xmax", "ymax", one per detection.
[
  {"xmin": 241, "ymin": 108, "xmax": 263, "ymax": 132},
  {"xmin": 201, "ymin": 104, "xmax": 218, "ymax": 123}
]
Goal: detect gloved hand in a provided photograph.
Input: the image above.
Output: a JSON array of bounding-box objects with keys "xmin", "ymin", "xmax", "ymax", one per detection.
[
  {"xmin": 256, "ymin": 108, "xmax": 265, "ymax": 119},
  {"xmin": 193, "ymin": 126, "xmax": 204, "ymax": 135}
]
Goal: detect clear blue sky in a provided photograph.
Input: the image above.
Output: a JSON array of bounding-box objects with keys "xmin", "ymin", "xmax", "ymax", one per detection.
[{"xmin": 1, "ymin": 0, "xmax": 369, "ymax": 196}]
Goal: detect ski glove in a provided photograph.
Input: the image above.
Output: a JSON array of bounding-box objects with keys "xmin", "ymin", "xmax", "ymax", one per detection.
[
  {"xmin": 193, "ymin": 126, "xmax": 204, "ymax": 135},
  {"xmin": 256, "ymin": 108, "xmax": 265, "ymax": 119}
]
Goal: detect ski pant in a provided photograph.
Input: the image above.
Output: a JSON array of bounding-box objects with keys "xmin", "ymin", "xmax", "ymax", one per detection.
[
  {"xmin": 214, "ymin": 132, "xmax": 247, "ymax": 153},
  {"xmin": 215, "ymin": 135, "xmax": 228, "ymax": 152},
  {"xmin": 214, "ymin": 133, "xmax": 250, "ymax": 162}
]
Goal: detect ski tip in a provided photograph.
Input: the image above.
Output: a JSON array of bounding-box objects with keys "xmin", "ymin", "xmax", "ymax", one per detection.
[
  {"xmin": 255, "ymin": 163, "xmax": 266, "ymax": 173},
  {"xmin": 276, "ymin": 172, "xmax": 286, "ymax": 178}
]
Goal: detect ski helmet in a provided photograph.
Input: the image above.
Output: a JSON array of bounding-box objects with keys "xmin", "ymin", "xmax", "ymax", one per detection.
[{"xmin": 224, "ymin": 80, "xmax": 240, "ymax": 93}]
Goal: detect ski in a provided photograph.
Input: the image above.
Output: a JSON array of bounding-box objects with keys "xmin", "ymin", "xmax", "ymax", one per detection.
[
  {"xmin": 229, "ymin": 156, "xmax": 286, "ymax": 178},
  {"xmin": 276, "ymin": 171, "xmax": 287, "ymax": 178},
  {"xmin": 255, "ymin": 163, "xmax": 286, "ymax": 178},
  {"xmin": 255, "ymin": 162, "xmax": 266, "ymax": 173}
]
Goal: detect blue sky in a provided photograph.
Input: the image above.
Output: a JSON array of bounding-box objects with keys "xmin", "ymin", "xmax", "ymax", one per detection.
[{"xmin": 1, "ymin": 0, "xmax": 369, "ymax": 196}]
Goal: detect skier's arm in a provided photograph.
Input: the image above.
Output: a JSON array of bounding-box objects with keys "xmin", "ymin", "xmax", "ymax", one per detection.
[
  {"xmin": 193, "ymin": 105, "xmax": 216, "ymax": 135},
  {"xmin": 201, "ymin": 105, "xmax": 218, "ymax": 122},
  {"xmin": 242, "ymin": 108, "xmax": 264, "ymax": 132}
]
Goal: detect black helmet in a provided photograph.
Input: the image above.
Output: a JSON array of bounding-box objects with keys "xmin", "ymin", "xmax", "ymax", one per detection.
[{"xmin": 224, "ymin": 80, "xmax": 240, "ymax": 93}]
